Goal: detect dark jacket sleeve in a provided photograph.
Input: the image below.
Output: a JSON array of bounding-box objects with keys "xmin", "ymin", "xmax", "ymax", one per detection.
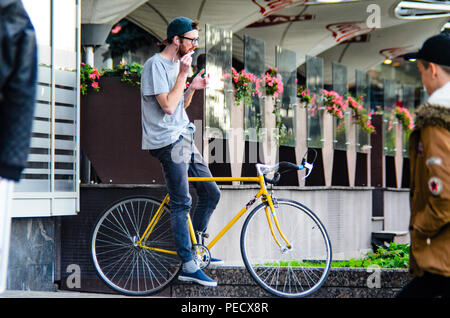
[{"xmin": 0, "ymin": 0, "xmax": 38, "ymax": 181}]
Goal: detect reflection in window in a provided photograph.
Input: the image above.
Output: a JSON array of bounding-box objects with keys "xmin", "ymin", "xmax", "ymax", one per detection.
[
  {"xmin": 306, "ymin": 55, "xmax": 324, "ymax": 148},
  {"xmin": 244, "ymin": 35, "xmax": 265, "ymax": 142},
  {"xmin": 276, "ymin": 46, "xmax": 296, "ymax": 147},
  {"xmin": 205, "ymin": 24, "xmax": 233, "ymax": 139},
  {"xmin": 355, "ymin": 70, "xmax": 370, "ymax": 151},
  {"xmin": 16, "ymin": 0, "xmax": 79, "ymax": 193},
  {"xmin": 332, "ymin": 62, "xmax": 348, "ymax": 151},
  {"xmin": 383, "ymin": 79, "xmax": 398, "ymax": 156}
]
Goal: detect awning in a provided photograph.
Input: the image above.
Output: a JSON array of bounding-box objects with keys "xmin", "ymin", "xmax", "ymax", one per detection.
[
  {"xmin": 81, "ymin": 0, "xmax": 449, "ymax": 74},
  {"xmin": 318, "ymin": 17, "xmax": 447, "ymax": 83}
]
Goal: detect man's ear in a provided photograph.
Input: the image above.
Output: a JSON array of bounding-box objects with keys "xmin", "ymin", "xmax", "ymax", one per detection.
[{"xmin": 430, "ymin": 62, "xmax": 439, "ymax": 78}]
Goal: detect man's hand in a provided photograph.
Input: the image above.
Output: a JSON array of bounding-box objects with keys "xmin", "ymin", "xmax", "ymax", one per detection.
[
  {"xmin": 179, "ymin": 51, "xmax": 194, "ymax": 76},
  {"xmin": 190, "ymin": 69, "xmax": 209, "ymax": 90}
]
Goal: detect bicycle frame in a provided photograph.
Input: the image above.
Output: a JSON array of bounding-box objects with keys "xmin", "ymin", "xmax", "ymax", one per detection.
[{"xmin": 135, "ymin": 174, "xmax": 292, "ymax": 255}]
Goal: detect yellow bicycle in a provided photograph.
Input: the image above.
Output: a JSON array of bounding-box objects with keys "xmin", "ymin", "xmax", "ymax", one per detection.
[{"xmin": 90, "ymin": 158, "xmax": 332, "ymax": 298}]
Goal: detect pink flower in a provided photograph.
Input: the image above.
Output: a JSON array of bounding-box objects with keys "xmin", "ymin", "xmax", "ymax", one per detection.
[{"xmin": 91, "ymin": 82, "xmax": 99, "ymax": 88}]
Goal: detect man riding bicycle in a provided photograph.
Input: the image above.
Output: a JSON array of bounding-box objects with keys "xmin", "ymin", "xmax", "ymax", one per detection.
[{"xmin": 141, "ymin": 16, "xmax": 222, "ymax": 287}]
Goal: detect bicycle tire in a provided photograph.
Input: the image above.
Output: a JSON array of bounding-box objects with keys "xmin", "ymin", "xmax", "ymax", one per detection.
[
  {"xmin": 90, "ymin": 196, "xmax": 181, "ymax": 296},
  {"xmin": 240, "ymin": 198, "xmax": 332, "ymax": 298}
]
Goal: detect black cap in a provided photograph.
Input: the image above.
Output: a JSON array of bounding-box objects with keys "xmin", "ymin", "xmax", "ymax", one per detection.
[
  {"xmin": 403, "ymin": 33, "xmax": 450, "ymax": 66},
  {"xmin": 166, "ymin": 17, "xmax": 194, "ymax": 40}
]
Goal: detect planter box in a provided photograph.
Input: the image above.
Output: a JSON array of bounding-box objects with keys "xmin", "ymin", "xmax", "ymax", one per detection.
[{"xmin": 81, "ymin": 77, "xmax": 204, "ymax": 184}]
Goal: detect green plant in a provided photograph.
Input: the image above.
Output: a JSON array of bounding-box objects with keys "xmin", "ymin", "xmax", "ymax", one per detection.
[
  {"xmin": 103, "ymin": 61, "xmax": 142, "ymax": 86},
  {"xmin": 263, "ymin": 242, "xmax": 410, "ymax": 269},
  {"xmin": 231, "ymin": 67, "xmax": 256, "ymax": 106},
  {"xmin": 395, "ymin": 105, "xmax": 414, "ymax": 132},
  {"xmin": 337, "ymin": 242, "xmax": 410, "ymax": 269},
  {"xmin": 346, "ymin": 94, "xmax": 376, "ymax": 134},
  {"xmin": 297, "ymin": 85, "xmax": 312, "ymax": 107},
  {"xmin": 272, "ymin": 104, "xmax": 289, "ymax": 145},
  {"xmin": 262, "ymin": 67, "xmax": 283, "ymax": 100},
  {"xmin": 323, "ymin": 89, "xmax": 346, "ymax": 119},
  {"xmin": 80, "ymin": 63, "xmax": 102, "ymax": 95}
]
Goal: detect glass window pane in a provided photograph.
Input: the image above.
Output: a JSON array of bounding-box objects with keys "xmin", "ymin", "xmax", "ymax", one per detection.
[
  {"xmin": 244, "ymin": 35, "xmax": 265, "ymax": 142},
  {"xmin": 205, "ymin": 24, "xmax": 233, "ymax": 139},
  {"xmin": 22, "ymin": 0, "xmax": 51, "ymax": 47},
  {"xmin": 54, "ymin": 70, "xmax": 77, "ymax": 191},
  {"xmin": 54, "ymin": 0, "xmax": 78, "ymax": 191},
  {"xmin": 332, "ymin": 62, "xmax": 348, "ymax": 151},
  {"xmin": 15, "ymin": 65, "xmax": 52, "ymax": 192},
  {"xmin": 275, "ymin": 46, "xmax": 296, "ymax": 147},
  {"xmin": 383, "ymin": 79, "xmax": 397, "ymax": 156},
  {"xmin": 401, "ymin": 84, "xmax": 414, "ymax": 158},
  {"xmin": 306, "ymin": 55, "xmax": 324, "ymax": 148},
  {"xmin": 54, "ymin": 0, "xmax": 77, "ymax": 70},
  {"xmin": 15, "ymin": 2, "xmax": 52, "ymax": 192},
  {"xmin": 355, "ymin": 70, "xmax": 370, "ymax": 152}
]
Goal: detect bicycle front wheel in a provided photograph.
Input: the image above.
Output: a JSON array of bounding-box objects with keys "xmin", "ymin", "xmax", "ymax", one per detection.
[
  {"xmin": 91, "ymin": 196, "xmax": 181, "ymax": 296},
  {"xmin": 241, "ymin": 198, "xmax": 332, "ymax": 298}
]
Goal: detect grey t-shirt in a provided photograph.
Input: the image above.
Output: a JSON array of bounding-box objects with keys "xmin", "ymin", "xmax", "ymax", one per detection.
[{"xmin": 140, "ymin": 53, "xmax": 194, "ymax": 150}]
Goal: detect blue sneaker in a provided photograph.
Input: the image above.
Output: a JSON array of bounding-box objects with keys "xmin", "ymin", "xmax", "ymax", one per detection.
[{"xmin": 178, "ymin": 269, "xmax": 217, "ymax": 287}]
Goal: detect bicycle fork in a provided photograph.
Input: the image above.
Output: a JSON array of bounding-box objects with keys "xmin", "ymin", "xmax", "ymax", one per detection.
[{"xmin": 262, "ymin": 194, "xmax": 292, "ymax": 251}]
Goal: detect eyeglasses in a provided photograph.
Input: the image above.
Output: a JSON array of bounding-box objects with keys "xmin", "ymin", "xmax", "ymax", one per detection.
[{"xmin": 179, "ymin": 36, "xmax": 199, "ymax": 45}]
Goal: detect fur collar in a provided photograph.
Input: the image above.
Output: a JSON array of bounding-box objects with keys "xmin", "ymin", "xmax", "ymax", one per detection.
[{"xmin": 414, "ymin": 103, "xmax": 450, "ymax": 131}]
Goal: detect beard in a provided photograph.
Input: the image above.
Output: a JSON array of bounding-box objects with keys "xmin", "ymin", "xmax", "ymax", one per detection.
[{"xmin": 178, "ymin": 44, "xmax": 193, "ymax": 57}]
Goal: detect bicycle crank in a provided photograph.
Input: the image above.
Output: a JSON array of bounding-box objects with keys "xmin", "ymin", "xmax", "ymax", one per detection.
[{"xmin": 192, "ymin": 244, "xmax": 211, "ymax": 270}]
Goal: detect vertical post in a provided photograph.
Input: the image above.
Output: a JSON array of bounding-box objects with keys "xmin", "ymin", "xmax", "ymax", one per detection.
[
  {"xmin": 322, "ymin": 112, "xmax": 334, "ymax": 186},
  {"xmin": 347, "ymin": 113, "xmax": 357, "ymax": 187},
  {"xmin": 229, "ymin": 100, "xmax": 245, "ymax": 185},
  {"xmin": 395, "ymin": 123, "xmax": 403, "ymax": 188},
  {"xmin": 262, "ymin": 97, "xmax": 278, "ymax": 165},
  {"xmin": 295, "ymin": 99, "xmax": 308, "ymax": 186},
  {"xmin": 370, "ymin": 114, "xmax": 385, "ymax": 187}
]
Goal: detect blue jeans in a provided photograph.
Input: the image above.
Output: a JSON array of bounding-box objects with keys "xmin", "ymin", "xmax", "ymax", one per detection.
[{"xmin": 149, "ymin": 134, "xmax": 221, "ymax": 263}]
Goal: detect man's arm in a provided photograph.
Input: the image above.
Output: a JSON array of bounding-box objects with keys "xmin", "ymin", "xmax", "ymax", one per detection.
[
  {"xmin": 184, "ymin": 86, "xmax": 196, "ymax": 109},
  {"xmin": 155, "ymin": 53, "xmax": 193, "ymax": 115},
  {"xmin": 183, "ymin": 69, "xmax": 208, "ymax": 109},
  {"xmin": 156, "ymin": 72, "xmax": 188, "ymax": 115}
]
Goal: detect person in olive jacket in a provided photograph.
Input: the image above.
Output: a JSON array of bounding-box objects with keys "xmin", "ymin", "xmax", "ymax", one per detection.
[{"xmin": 397, "ymin": 34, "xmax": 450, "ymax": 298}]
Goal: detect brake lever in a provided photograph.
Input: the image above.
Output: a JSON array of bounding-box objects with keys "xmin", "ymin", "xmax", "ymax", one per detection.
[{"xmin": 302, "ymin": 162, "xmax": 313, "ymax": 180}]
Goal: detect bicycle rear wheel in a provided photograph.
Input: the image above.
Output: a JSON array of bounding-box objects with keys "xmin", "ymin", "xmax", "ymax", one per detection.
[
  {"xmin": 91, "ymin": 196, "xmax": 181, "ymax": 296},
  {"xmin": 241, "ymin": 198, "xmax": 332, "ymax": 298}
]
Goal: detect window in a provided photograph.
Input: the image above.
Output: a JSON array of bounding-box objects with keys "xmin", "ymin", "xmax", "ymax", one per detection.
[{"xmin": 12, "ymin": 0, "xmax": 80, "ymax": 217}]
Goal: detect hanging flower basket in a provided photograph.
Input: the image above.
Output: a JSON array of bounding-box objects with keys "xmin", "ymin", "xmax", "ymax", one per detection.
[
  {"xmin": 262, "ymin": 67, "xmax": 283, "ymax": 100},
  {"xmin": 323, "ymin": 89, "xmax": 346, "ymax": 119},
  {"xmin": 231, "ymin": 67, "xmax": 257, "ymax": 106},
  {"xmin": 297, "ymin": 85, "xmax": 313, "ymax": 107}
]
